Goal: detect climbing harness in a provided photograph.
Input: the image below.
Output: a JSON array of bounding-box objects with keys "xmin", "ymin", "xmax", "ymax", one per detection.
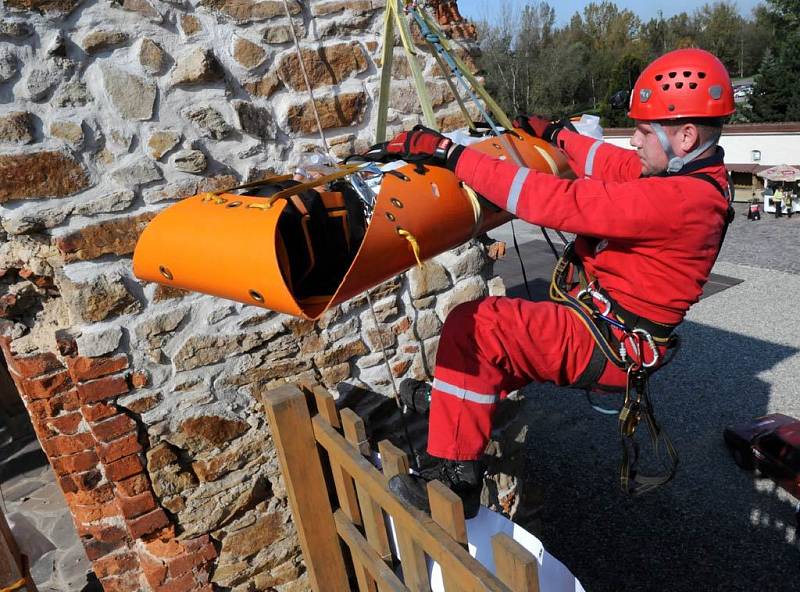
[{"xmin": 547, "ymin": 167, "xmax": 735, "ymax": 495}]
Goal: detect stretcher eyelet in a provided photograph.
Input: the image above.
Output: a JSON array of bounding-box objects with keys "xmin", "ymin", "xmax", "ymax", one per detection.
[
  {"xmin": 226, "ymin": 201, "xmax": 242, "ymax": 208},
  {"xmin": 430, "ymin": 183, "xmax": 440, "ymax": 199},
  {"xmin": 391, "ymin": 198, "xmax": 404, "ymax": 209},
  {"xmin": 385, "ymin": 212, "xmax": 396, "ymax": 222},
  {"xmin": 249, "ymin": 289, "xmax": 264, "ymax": 303},
  {"xmin": 159, "ymin": 266, "xmax": 173, "ymax": 280}
]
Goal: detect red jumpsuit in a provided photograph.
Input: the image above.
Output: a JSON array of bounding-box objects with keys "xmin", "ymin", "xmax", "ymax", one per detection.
[{"xmin": 427, "ymin": 130, "xmax": 731, "ymax": 460}]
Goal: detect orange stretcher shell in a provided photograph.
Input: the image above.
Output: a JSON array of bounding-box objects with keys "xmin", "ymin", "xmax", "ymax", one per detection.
[{"xmin": 132, "ymin": 132, "xmax": 571, "ymax": 320}]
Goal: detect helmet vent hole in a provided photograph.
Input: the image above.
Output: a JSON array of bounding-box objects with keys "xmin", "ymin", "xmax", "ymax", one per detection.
[
  {"xmin": 675, "ymin": 82, "xmax": 684, "ymax": 89},
  {"xmin": 698, "ymin": 72, "xmax": 706, "ymax": 79},
  {"xmin": 662, "ymin": 84, "xmax": 670, "ymax": 91},
  {"xmin": 689, "ymin": 82, "xmax": 698, "ymax": 89},
  {"xmin": 668, "ymin": 71, "xmax": 677, "ymax": 78},
  {"xmin": 683, "ymin": 71, "xmax": 692, "ymax": 78},
  {"xmin": 655, "ymin": 74, "xmax": 663, "ymax": 81}
]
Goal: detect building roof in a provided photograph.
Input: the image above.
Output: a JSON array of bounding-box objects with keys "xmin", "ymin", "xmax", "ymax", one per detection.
[{"xmin": 604, "ymin": 121, "xmax": 800, "ymax": 137}]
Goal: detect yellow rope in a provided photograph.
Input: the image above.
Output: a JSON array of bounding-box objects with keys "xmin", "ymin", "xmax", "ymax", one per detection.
[
  {"xmin": 0, "ymin": 578, "xmax": 27, "ymax": 592},
  {"xmin": 397, "ymin": 229, "xmax": 423, "ymax": 268}
]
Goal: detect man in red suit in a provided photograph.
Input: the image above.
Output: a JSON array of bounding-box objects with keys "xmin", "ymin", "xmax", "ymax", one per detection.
[{"xmin": 384, "ymin": 49, "xmax": 736, "ymax": 517}]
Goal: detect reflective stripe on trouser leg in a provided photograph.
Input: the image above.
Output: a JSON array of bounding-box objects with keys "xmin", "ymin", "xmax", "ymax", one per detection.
[{"xmin": 426, "ymin": 297, "xmax": 625, "ymax": 461}]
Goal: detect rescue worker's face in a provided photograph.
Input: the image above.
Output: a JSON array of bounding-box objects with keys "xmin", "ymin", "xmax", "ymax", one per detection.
[
  {"xmin": 630, "ymin": 121, "xmax": 703, "ymax": 176},
  {"xmin": 630, "ymin": 122, "xmax": 670, "ymax": 176}
]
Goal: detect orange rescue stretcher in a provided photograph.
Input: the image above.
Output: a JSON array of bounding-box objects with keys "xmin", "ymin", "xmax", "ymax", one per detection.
[{"xmin": 132, "ymin": 131, "xmax": 570, "ymax": 320}]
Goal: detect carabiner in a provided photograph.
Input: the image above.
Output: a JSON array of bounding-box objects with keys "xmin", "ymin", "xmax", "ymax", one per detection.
[{"xmin": 632, "ymin": 328, "xmax": 660, "ymax": 368}]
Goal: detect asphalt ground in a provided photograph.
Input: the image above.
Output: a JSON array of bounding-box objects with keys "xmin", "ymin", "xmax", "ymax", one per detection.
[{"xmin": 490, "ymin": 205, "xmax": 800, "ymax": 591}]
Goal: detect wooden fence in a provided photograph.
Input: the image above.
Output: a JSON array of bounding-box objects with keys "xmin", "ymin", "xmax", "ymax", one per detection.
[{"xmin": 260, "ymin": 383, "xmax": 540, "ymax": 592}]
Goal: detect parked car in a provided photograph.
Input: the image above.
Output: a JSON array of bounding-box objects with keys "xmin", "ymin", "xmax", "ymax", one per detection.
[
  {"xmin": 724, "ymin": 413, "xmax": 800, "ymax": 498},
  {"xmin": 734, "ymin": 84, "xmax": 754, "ymax": 99}
]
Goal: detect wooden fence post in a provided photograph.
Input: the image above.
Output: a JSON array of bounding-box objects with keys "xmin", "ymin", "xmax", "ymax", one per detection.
[
  {"xmin": 491, "ymin": 533, "xmax": 540, "ymax": 592},
  {"xmin": 379, "ymin": 440, "xmax": 431, "ymax": 592},
  {"xmin": 261, "ymin": 384, "xmax": 350, "ymax": 592}
]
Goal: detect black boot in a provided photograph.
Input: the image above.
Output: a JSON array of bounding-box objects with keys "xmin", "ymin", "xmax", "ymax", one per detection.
[
  {"xmin": 399, "ymin": 378, "xmax": 432, "ymax": 415},
  {"xmin": 388, "ymin": 456, "xmax": 485, "ymax": 519}
]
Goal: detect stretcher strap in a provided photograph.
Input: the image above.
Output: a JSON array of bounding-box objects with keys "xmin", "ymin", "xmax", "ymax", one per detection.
[
  {"xmin": 376, "ymin": 0, "xmax": 437, "ymax": 143},
  {"xmin": 397, "ymin": 229, "xmax": 423, "ymax": 268},
  {"xmin": 0, "ymin": 579, "xmax": 26, "ymax": 592},
  {"xmin": 414, "ymin": 6, "xmax": 515, "ymax": 131}
]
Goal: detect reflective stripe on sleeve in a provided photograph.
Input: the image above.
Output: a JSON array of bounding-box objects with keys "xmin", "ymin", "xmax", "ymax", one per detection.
[
  {"xmin": 585, "ymin": 140, "xmax": 603, "ymax": 178},
  {"xmin": 506, "ymin": 168, "xmax": 530, "ymax": 215},
  {"xmin": 433, "ymin": 378, "xmax": 497, "ymax": 405}
]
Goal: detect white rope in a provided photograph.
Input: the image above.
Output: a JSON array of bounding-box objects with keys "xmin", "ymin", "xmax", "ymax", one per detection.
[{"xmin": 282, "ymin": 0, "xmax": 330, "ymax": 155}]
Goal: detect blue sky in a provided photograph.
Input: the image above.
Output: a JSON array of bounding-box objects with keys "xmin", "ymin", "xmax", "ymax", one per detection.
[{"xmin": 457, "ymin": 0, "xmax": 764, "ymax": 25}]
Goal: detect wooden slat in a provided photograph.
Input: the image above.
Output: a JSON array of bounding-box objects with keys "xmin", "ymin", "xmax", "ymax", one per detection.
[
  {"xmin": 0, "ymin": 508, "xmax": 36, "ymax": 592},
  {"xmin": 335, "ymin": 510, "xmax": 408, "ymax": 592},
  {"xmin": 428, "ymin": 481, "xmax": 468, "ymax": 592},
  {"xmin": 261, "ymin": 385, "xmax": 350, "ymax": 592},
  {"xmin": 379, "ymin": 441, "xmax": 431, "ymax": 592},
  {"xmin": 313, "ymin": 416, "xmax": 509, "ymax": 592},
  {"xmin": 314, "ymin": 387, "xmax": 362, "ymax": 526},
  {"xmin": 341, "ymin": 410, "xmax": 394, "ymax": 567},
  {"xmin": 491, "ymin": 534, "xmax": 540, "ymax": 592},
  {"xmin": 313, "ymin": 387, "xmax": 373, "ymax": 591}
]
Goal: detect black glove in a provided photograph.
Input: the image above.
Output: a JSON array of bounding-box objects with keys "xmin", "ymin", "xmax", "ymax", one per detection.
[
  {"xmin": 513, "ymin": 114, "xmax": 576, "ymax": 145},
  {"xmin": 385, "ymin": 125, "xmax": 464, "ymax": 170}
]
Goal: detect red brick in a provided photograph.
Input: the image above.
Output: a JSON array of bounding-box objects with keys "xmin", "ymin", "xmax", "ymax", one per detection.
[
  {"xmin": 51, "ymin": 450, "xmax": 99, "ymax": 476},
  {"xmin": 5, "ymin": 351, "xmax": 63, "ymax": 378},
  {"xmin": 26, "ymin": 400, "xmax": 49, "ymax": 422},
  {"xmin": 67, "ymin": 354, "xmax": 129, "ymax": 382},
  {"xmin": 82, "ymin": 535, "xmax": 126, "ymax": 561},
  {"xmin": 118, "ymin": 490, "xmax": 157, "ymax": 520},
  {"xmin": 92, "ymin": 551, "xmax": 140, "ymax": 580},
  {"xmin": 82, "ymin": 402, "xmax": 118, "ymax": 422},
  {"xmin": 166, "ymin": 550, "xmax": 210, "ymax": 579},
  {"xmin": 66, "ymin": 483, "xmax": 115, "ymax": 506},
  {"xmin": 45, "ymin": 388, "xmax": 81, "ymax": 415},
  {"xmin": 154, "ymin": 571, "xmax": 197, "ymax": 592},
  {"xmin": 104, "ymin": 454, "xmax": 144, "ymax": 482},
  {"xmin": 72, "ymin": 469, "xmax": 103, "ymax": 491},
  {"xmin": 80, "ymin": 523, "xmax": 129, "ymax": 544},
  {"xmin": 100, "ymin": 575, "xmax": 144, "ymax": 592},
  {"xmin": 44, "ymin": 412, "xmax": 83, "ymax": 436},
  {"xmin": 90, "ymin": 413, "xmax": 136, "ymax": 443},
  {"xmin": 140, "ymin": 552, "xmax": 167, "ymax": 587},
  {"xmin": 98, "ymin": 433, "xmax": 142, "ymax": 464},
  {"xmin": 59, "ymin": 475, "xmax": 78, "ymax": 494},
  {"xmin": 42, "ymin": 432, "xmax": 96, "ymax": 458},
  {"xmin": 127, "ymin": 508, "xmax": 170, "ymax": 539},
  {"xmin": 22, "ymin": 370, "xmax": 71, "ymax": 400},
  {"xmin": 71, "ymin": 500, "xmax": 120, "ymax": 524},
  {"xmin": 77, "ymin": 374, "xmax": 129, "ymax": 404},
  {"xmin": 117, "ymin": 474, "xmax": 151, "ymax": 497},
  {"xmin": 131, "ymin": 371, "xmax": 148, "ymax": 388}
]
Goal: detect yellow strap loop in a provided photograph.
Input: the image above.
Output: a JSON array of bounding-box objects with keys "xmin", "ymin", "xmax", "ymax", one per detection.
[
  {"xmin": 1, "ymin": 577, "xmax": 27, "ymax": 592},
  {"xmin": 397, "ymin": 229, "xmax": 423, "ymax": 268}
]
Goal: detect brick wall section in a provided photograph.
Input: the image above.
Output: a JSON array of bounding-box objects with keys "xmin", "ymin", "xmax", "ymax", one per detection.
[{"xmin": 0, "ymin": 337, "xmax": 216, "ymax": 591}]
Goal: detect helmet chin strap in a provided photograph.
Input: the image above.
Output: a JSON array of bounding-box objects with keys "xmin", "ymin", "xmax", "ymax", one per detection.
[{"xmin": 651, "ymin": 122, "xmax": 722, "ymax": 174}]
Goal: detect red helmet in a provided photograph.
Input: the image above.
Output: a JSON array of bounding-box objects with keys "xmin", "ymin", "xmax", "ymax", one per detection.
[{"xmin": 628, "ymin": 48, "xmax": 735, "ymax": 120}]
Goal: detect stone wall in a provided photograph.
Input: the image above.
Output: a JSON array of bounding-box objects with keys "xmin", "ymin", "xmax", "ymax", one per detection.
[{"xmin": 0, "ymin": 1, "xmax": 499, "ymax": 590}]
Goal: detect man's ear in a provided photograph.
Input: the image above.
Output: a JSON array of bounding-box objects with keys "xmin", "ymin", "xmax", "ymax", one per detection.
[{"xmin": 677, "ymin": 123, "xmax": 700, "ymax": 154}]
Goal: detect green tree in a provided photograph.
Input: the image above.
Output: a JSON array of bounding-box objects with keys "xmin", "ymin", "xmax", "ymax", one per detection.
[
  {"xmin": 693, "ymin": 2, "xmax": 745, "ymax": 74},
  {"xmin": 749, "ymin": 31, "xmax": 800, "ymax": 121}
]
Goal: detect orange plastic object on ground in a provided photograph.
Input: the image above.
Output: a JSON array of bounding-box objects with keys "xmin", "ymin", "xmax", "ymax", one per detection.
[{"xmin": 132, "ymin": 131, "xmax": 570, "ymax": 320}]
